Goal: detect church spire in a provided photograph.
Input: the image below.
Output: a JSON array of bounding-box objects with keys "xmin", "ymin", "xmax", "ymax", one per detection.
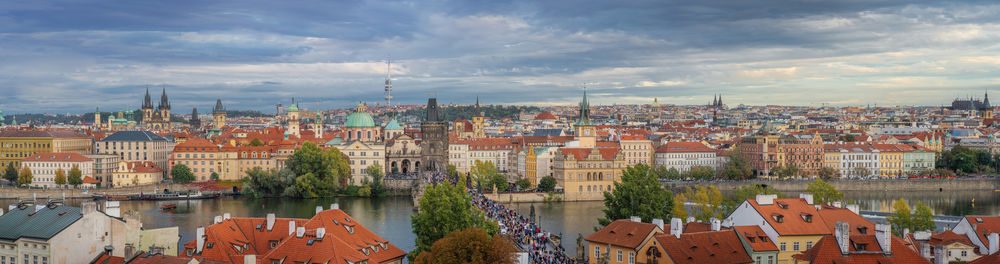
[
  {"xmin": 159, "ymin": 86, "xmax": 170, "ymax": 110},
  {"xmin": 142, "ymin": 87, "xmax": 153, "ymax": 109},
  {"xmin": 576, "ymin": 88, "xmax": 593, "ymax": 126}
]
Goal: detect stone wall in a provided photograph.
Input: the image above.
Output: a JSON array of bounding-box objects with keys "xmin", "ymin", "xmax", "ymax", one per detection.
[
  {"xmin": 666, "ymin": 178, "xmax": 1000, "ymax": 192},
  {"xmin": 384, "ymin": 179, "xmax": 417, "ymax": 195},
  {"xmin": 0, "ymin": 183, "xmax": 194, "ymax": 199},
  {"xmin": 484, "ymin": 192, "xmax": 565, "ymax": 203}
]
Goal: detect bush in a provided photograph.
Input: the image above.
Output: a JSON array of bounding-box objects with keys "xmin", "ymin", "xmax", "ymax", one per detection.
[
  {"xmin": 538, "ymin": 176, "xmax": 556, "ymax": 192},
  {"xmin": 515, "ymin": 179, "xmax": 531, "ymax": 191}
]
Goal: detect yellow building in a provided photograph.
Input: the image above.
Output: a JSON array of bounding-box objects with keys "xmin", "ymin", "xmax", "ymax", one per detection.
[
  {"xmin": 874, "ymin": 144, "xmax": 905, "ymax": 177},
  {"xmin": 170, "ymin": 137, "xmax": 280, "ymax": 182},
  {"xmin": 112, "ymin": 161, "xmax": 163, "ymax": 187},
  {"xmin": 726, "ymin": 195, "xmax": 830, "ymax": 264},
  {"xmin": 525, "ymin": 147, "xmax": 538, "ymax": 188},
  {"xmin": 0, "ymin": 130, "xmax": 92, "ymax": 168},
  {"xmin": 553, "ymin": 89, "xmax": 626, "ymax": 201}
]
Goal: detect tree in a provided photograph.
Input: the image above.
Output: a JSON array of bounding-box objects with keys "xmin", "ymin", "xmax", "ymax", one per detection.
[
  {"xmin": 686, "ymin": 186, "xmax": 725, "ymax": 222},
  {"xmin": 413, "ymin": 228, "xmax": 516, "ymax": 264},
  {"xmin": 3, "ymin": 163, "xmax": 17, "ymax": 185},
  {"xmin": 488, "ymin": 173, "xmax": 508, "ymax": 193},
  {"xmin": 818, "ymin": 167, "xmax": 840, "ymax": 180},
  {"xmin": 446, "ymin": 164, "xmax": 458, "ymax": 181},
  {"xmin": 210, "ymin": 172, "xmax": 219, "ymax": 181},
  {"xmin": 410, "ymin": 182, "xmax": 498, "ymax": 261},
  {"xmin": 68, "ymin": 165, "xmax": 83, "ymax": 187},
  {"xmin": 671, "ymin": 193, "xmax": 688, "ymax": 220},
  {"xmin": 853, "ymin": 167, "xmax": 871, "ymax": 178},
  {"xmin": 365, "ymin": 164, "xmax": 386, "ymax": 197},
  {"xmin": 805, "ymin": 179, "xmax": 843, "ymax": 205},
  {"xmin": 686, "ymin": 166, "xmax": 715, "ymax": 180},
  {"xmin": 286, "ymin": 142, "xmax": 351, "ymax": 192},
  {"xmin": 17, "ymin": 166, "xmax": 33, "ymax": 187},
  {"xmin": 249, "ymin": 138, "xmax": 265, "ymax": 146},
  {"xmin": 171, "ymin": 164, "xmax": 196, "ymax": 184},
  {"xmin": 725, "ymin": 184, "xmax": 784, "ymax": 212},
  {"xmin": 722, "ymin": 148, "xmax": 754, "ymax": 180},
  {"xmin": 912, "ymin": 202, "xmax": 936, "ymax": 232},
  {"xmin": 241, "ymin": 168, "xmax": 297, "ymax": 198},
  {"xmin": 471, "ymin": 160, "xmax": 500, "ymax": 191},
  {"xmin": 776, "ymin": 164, "xmax": 799, "ymax": 179},
  {"xmin": 599, "ymin": 164, "xmax": 673, "ymax": 227},
  {"xmin": 887, "ymin": 198, "xmax": 912, "ymax": 236},
  {"xmin": 54, "ymin": 168, "xmax": 67, "ymax": 185},
  {"xmin": 515, "ymin": 179, "xmax": 531, "ymax": 191},
  {"xmin": 538, "ymin": 176, "xmax": 556, "ymax": 192}
]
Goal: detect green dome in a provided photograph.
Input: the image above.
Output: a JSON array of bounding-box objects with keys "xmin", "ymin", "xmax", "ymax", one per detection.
[
  {"xmin": 384, "ymin": 118, "xmax": 403, "ymax": 130},
  {"xmin": 288, "ymin": 103, "xmax": 299, "ymax": 112},
  {"xmin": 345, "ymin": 112, "xmax": 376, "ymax": 128},
  {"xmin": 326, "ymin": 135, "xmax": 344, "ymax": 146}
]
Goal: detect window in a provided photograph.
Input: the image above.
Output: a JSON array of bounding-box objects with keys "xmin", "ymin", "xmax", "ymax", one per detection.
[
  {"xmin": 780, "ymin": 242, "xmax": 786, "ymax": 251},
  {"xmin": 806, "ymin": 241, "xmax": 813, "ymax": 250},
  {"xmin": 617, "ymin": 250, "xmax": 622, "ymax": 262},
  {"xmin": 594, "ymin": 246, "xmax": 600, "ymax": 258},
  {"xmin": 962, "ymin": 251, "xmax": 968, "ymax": 257},
  {"xmin": 768, "ymin": 256, "xmax": 773, "ymax": 264},
  {"xmin": 628, "ymin": 252, "xmax": 635, "ymax": 264},
  {"xmin": 793, "ymin": 242, "xmax": 799, "ymax": 251}
]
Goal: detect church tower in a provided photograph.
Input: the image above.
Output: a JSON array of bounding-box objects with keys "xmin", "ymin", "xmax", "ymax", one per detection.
[
  {"xmin": 472, "ymin": 96, "xmax": 485, "ymax": 138},
  {"xmin": 420, "ymin": 97, "xmax": 449, "ymax": 172},
  {"xmin": 576, "ymin": 89, "xmax": 596, "ymax": 148},
  {"xmin": 141, "ymin": 87, "xmax": 154, "ymax": 122},
  {"xmin": 313, "ymin": 110, "xmax": 324, "ymax": 139},
  {"xmin": 287, "ymin": 98, "xmax": 301, "ymax": 138},
  {"xmin": 190, "ymin": 107, "xmax": 202, "ymax": 130},
  {"xmin": 984, "ymin": 91, "xmax": 993, "ymax": 119},
  {"xmin": 94, "ymin": 107, "xmax": 101, "ymax": 130},
  {"xmin": 214, "ymin": 98, "xmax": 228, "ymax": 129}
]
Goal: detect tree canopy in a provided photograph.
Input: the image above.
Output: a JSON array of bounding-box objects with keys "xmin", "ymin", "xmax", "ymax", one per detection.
[
  {"xmin": 54, "ymin": 168, "xmax": 67, "ymax": 185},
  {"xmin": 413, "ymin": 228, "xmax": 516, "ymax": 264},
  {"xmin": 410, "ymin": 182, "xmax": 498, "ymax": 261},
  {"xmin": 887, "ymin": 198, "xmax": 936, "ymax": 236},
  {"xmin": 17, "ymin": 166, "xmax": 33, "ymax": 187},
  {"xmin": 599, "ymin": 164, "xmax": 673, "ymax": 227},
  {"xmin": 805, "ymin": 179, "xmax": 842, "ymax": 205},
  {"xmin": 286, "ymin": 142, "xmax": 351, "ymax": 191},
  {"xmin": 685, "ymin": 185, "xmax": 726, "ymax": 222},
  {"xmin": 3, "ymin": 163, "xmax": 17, "ymax": 185},
  {"xmin": 171, "ymin": 164, "xmax": 196, "ymax": 184},
  {"xmin": 365, "ymin": 164, "xmax": 387, "ymax": 197},
  {"xmin": 68, "ymin": 165, "xmax": 83, "ymax": 186},
  {"xmin": 538, "ymin": 176, "xmax": 556, "ymax": 192}
]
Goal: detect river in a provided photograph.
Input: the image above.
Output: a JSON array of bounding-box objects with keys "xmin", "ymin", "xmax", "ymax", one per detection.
[{"xmin": 3, "ymin": 189, "xmax": 998, "ymax": 260}]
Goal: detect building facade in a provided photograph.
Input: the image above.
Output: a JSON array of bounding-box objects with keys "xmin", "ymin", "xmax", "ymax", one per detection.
[
  {"xmin": 95, "ymin": 131, "xmax": 175, "ymax": 178},
  {"xmin": 21, "ymin": 152, "xmax": 94, "ymax": 188},
  {"xmin": 0, "ymin": 130, "xmax": 92, "ymax": 168},
  {"xmin": 654, "ymin": 142, "xmax": 717, "ymax": 172}
]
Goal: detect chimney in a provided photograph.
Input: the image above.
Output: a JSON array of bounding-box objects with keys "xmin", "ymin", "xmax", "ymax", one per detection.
[
  {"xmin": 722, "ymin": 218, "xmax": 733, "ymax": 228},
  {"xmin": 875, "ymin": 224, "xmax": 892, "ymax": 256},
  {"xmin": 81, "ymin": 201, "xmax": 97, "ymax": 214},
  {"xmin": 330, "ymin": 203, "xmax": 339, "ymax": 210},
  {"xmin": 846, "ymin": 204, "xmax": 859, "ymax": 215},
  {"xmin": 0, "ymin": 208, "xmax": 4, "ymax": 216},
  {"xmin": 266, "ymin": 213, "xmax": 275, "ymax": 231},
  {"xmin": 104, "ymin": 201, "xmax": 120, "ymax": 218},
  {"xmin": 214, "ymin": 216, "xmax": 223, "ymax": 224},
  {"xmin": 316, "ymin": 228, "xmax": 326, "ymax": 240},
  {"xmin": 288, "ymin": 221, "xmax": 296, "ymax": 236},
  {"xmin": 651, "ymin": 218, "xmax": 664, "ymax": 231},
  {"xmin": 711, "ymin": 218, "xmax": 721, "ymax": 231},
  {"xmin": 799, "ymin": 193, "xmax": 814, "ymax": 205},
  {"xmin": 686, "ymin": 216, "xmax": 695, "ymax": 224},
  {"xmin": 832, "ymin": 201, "xmax": 842, "ymax": 208},
  {"xmin": 835, "ymin": 222, "xmax": 849, "ymax": 255},
  {"xmin": 244, "ymin": 255, "xmax": 256, "ymax": 264},
  {"xmin": 629, "ymin": 216, "xmax": 641, "ymax": 222},
  {"xmin": 223, "ymin": 213, "xmax": 231, "ymax": 220},
  {"xmin": 316, "ymin": 206, "xmax": 324, "ymax": 214},
  {"xmin": 903, "ymin": 228, "xmax": 910, "ymax": 238},
  {"xmin": 295, "ymin": 226, "xmax": 305, "ymax": 238},
  {"xmin": 670, "ymin": 218, "xmax": 683, "ymax": 238},
  {"xmin": 196, "ymin": 227, "xmax": 205, "ymax": 253},
  {"xmin": 756, "ymin": 194, "xmax": 777, "ymax": 205},
  {"xmin": 990, "ymin": 233, "xmax": 999, "ymax": 255}
]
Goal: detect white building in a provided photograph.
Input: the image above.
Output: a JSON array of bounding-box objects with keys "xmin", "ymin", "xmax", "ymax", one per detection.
[
  {"xmin": 653, "ymin": 142, "xmax": 717, "ymax": 172},
  {"xmin": 21, "ymin": 152, "xmax": 94, "ymax": 188}
]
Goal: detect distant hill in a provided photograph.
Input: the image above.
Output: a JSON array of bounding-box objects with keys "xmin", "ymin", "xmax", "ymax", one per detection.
[{"xmin": 398, "ymin": 105, "xmax": 541, "ymax": 121}]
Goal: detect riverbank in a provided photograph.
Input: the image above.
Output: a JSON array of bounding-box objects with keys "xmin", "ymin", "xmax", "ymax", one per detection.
[
  {"xmin": 0, "ymin": 183, "xmax": 198, "ymax": 200},
  {"xmin": 666, "ymin": 178, "xmax": 1000, "ymax": 192}
]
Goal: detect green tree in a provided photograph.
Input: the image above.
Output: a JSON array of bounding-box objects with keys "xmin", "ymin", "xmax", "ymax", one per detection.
[
  {"xmin": 54, "ymin": 168, "xmax": 67, "ymax": 185},
  {"xmin": 171, "ymin": 164, "xmax": 196, "ymax": 184},
  {"xmin": 671, "ymin": 193, "xmax": 688, "ymax": 220},
  {"xmin": 210, "ymin": 172, "xmax": 219, "ymax": 181},
  {"xmin": 805, "ymin": 179, "xmax": 843, "ymax": 205},
  {"xmin": 68, "ymin": 165, "xmax": 83, "ymax": 186},
  {"xmin": 410, "ymin": 182, "xmax": 498, "ymax": 261},
  {"xmin": 776, "ymin": 164, "xmax": 799, "ymax": 179},
  {"xmin": 413, "ymin": 228, "xmax": 516, "ymax": 264},
  {"xmin": 294, "ymin": 173, "xmax": 327, "ymax": 198},
  {"xmin": 686, "ymin": 186, "xmax": 725, "ymax": 221},
  {"xmin": 538, "ymin": 176, "xmax": 556, "ymax": 192},
  {"xmin": 471, "ymin": 160, "xmax": 500, "ymax": 191},
  {"xmin": 887, "ymin": 198, "xmax": 912, "ymax": 236},
  {"xmin": 598, "ymin": 164, "xmax": 673, "ymax": 227},
  {"xmin": 686, "ymin": 166, "xmax": 715, "ymax": 180},
  {"xmin": 852, "ymin": 167, "xmax": 871, "ymax": 178},
  {"xmin": 818, "ymin": 167, "xmax": 840, "ymax": 180},
  {"xmin": 515, "ymin": 179, "xmax": 531, "ymax": 190},
  {"xmin": 489, "ymin": 173, "xmax": 508, "ymax": 193},
  {"xmin": 241, "ymin": 168, "xmax": 297, "ymax": 198},
  {"xmin": 3, "ymin": 163, "xmax": 17, "ymax": 185},
  {"xmin": 912, "ymin": 201, "xmax": 936, "ymax": 232},
  {"xmin": 725, "ymin": 184, "xmax": 784, "ymax": 212},
  {"xmin": 365, "ymin": 164, "xmax": 386, "ymax": 197},
  {"xmin": 446, "ymin": 164, "xmax": 458, "ymax": 181},
  {"xmin": 17, "ymin": 166, "xmax": 33, "ymax": 187},
  {"xmin": 665, "ymin": 167, "xmax": 681, "ymax": 180},
  {"xmin": 286, "ymin": 142, "xmax": 351, "ymax": 192},
  {"xmin": 249, "ymin": 138, "xmax": 265, "ymax": 146},
  {"xmin": 722, "ymin": 148, "xmax": 754, "ymax": 180}
]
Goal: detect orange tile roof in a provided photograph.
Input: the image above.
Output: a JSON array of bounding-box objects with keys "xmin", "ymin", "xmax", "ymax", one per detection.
[
  {"xmin": 928, "ymin": 230, "xmax": 975, "ymax": 247},
  {"xmin": 793, "ymin": 235, "xmax": 930, "ymax": 264},
  {"xmin": 963, "ymin": 216, "xmax": 1000, "ymax": 247},
  {"xmin": 748, "ymin": 198, "xmax": 831, "ymax": 236},
  {"xmin": 655, "ymin": 142, "xmax": 712, "ymax": 153},
  {"xmin": 584, "ymin": 219, "xmax": 661, "ymax": 249},
  {"xmin": 535, "ymin": 112, "xmax": 557, "ymax": 120},
  {"xmin": 815, "ymin": 205, "xmax": 875, "ymax": 236},
  {"xmin": 122, "ymin": 161, "xmax": 163, "ymax": 173},
  {"xmin": 23, "ymin": 152, "xmax": 93, "ymax": 163},
  {"xmin": 654, "ymin": 230, "xmax": 753, "ymax": 264},
  {"xmin": 732, "ymin": 225, "xmax": 779, "ymax": 252},
  {"xmin": 173, "ymin": 137, "xmax": 220, "ymax": 152},
  {"xmin": 82, "ymin": 176, "xmax": 100, "ymax": 184},
  {"xmin": 128, "ymin": 253, "xmax": 198, "ymax": 264}
]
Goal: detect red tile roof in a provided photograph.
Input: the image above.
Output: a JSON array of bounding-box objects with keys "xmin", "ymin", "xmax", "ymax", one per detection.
[
  {"xmin": 815, "ymin": 205, "xmax": 875, "ymax": 236},
  {"xmin": 928, "ymin": 230, "xmax": 975, "ymax": 247},
  {"xmin": 122, "ymin": 161, "xmax": 163, "ymax": 173},
  {"xmin": 585, "ymin": 219, "xmax": 662, "ymax": 249},
  {"xmin": 82, "ymin": 176, "xmax": 100, "ymax": 184},
  {"xmin": 173, "ymin": 138, "xmax": 220, "ymax": 152},
  {"xmin": 23, "ymin": 152, "xmax": 93, "ymax": 163},
  {"xmin": 535, "ymin": 112, "xmax": 557, "ymax": 120},
  {"xmin": 793, "ymin": 235, "xmax": 930, "ymax": 264},
  {"xmin": 127, "ymin": 253, "xmax": 197, "ymax": 264},
  {"xmin": 748, "ymin": 198, "xmax": 830, "ymax": 236},
  {"xmin": 655, "ymin": 142, "xmax": 713, "ymax": 153},
  {"xmin": 732, "ymin": 225, "xmax": 779, "ymax": 252},
  {"xmin": 655, "ymin": 230, "xmax": 753, "ymax": 264},
  {"xmin": 964, "ymin": 216, "xmax": 1000, "ymax": 247}
]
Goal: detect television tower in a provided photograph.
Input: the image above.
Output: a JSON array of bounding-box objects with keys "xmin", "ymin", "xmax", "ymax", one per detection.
[{"xmin": 384, "ymin": 55, "xmax": 393, "ymax": 108}]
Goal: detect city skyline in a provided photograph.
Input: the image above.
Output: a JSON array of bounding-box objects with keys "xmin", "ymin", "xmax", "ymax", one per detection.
[{"xmin": 2, "ymin": 0, "xmax": 1000, "ymax": 113}]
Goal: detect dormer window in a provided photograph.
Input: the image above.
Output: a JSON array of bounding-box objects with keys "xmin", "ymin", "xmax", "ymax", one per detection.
[
  {"xmin": 858, "ymin": 226, "xmax": 868, "ymax": 235},
  {"xmin": 772, "ymin": 214, "xmax": 784, "ymax": 223},
  {"xmin": 801, "ymin": 214, "xmax": 813, "ymax": 223}
]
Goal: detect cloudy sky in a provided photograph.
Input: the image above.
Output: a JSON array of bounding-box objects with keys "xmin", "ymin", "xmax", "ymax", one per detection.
[{"xmin": 2, "ymin": 0, "xmax": 1000, "ymax": 113}]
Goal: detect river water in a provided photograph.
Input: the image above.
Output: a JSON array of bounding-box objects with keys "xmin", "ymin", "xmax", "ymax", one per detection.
[{"xmin": 3, "ymin": 189, "xmax": 998, "ymax": 260}]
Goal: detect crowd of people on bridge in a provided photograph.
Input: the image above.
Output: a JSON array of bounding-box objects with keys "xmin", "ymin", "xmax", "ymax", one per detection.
[{"xmin": 470, "ymin": 189, "xmax": 573, "ymax": 264}]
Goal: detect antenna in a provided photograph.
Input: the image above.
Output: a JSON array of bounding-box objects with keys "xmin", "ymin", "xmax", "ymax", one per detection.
[{"xmin": 384, "ymin": 54, "xmax": 393, "ymax": 107}]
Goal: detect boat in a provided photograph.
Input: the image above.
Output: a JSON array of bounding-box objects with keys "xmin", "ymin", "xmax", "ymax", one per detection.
[{"xmin": 160, "ymin": 203, "xmax": 177, "ymax": 210}]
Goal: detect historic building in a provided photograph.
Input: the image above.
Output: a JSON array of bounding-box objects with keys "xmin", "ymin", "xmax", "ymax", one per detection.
[
  {"xmin": 189, "ymin": 107, "xmax": 201, "ymax": 130},
  {"xmin": 420, "ymin": 98, "xmax": 449, "ymax": 172},
  {"xmin": 212, "ymin": 99, "xmax": 226, "ymax": 129},
  {"xmin": 619, "ymin": 135, "xmax": 654, "ymax": 168},
  {"xmin": 739, "ymin": 132, "xmax": 824, "ymax": 178},
  {"xmin": 141, "ymin": 87, "xmax": 172, "ymax": 130},
  {"xmin": 95, "ymin": 131, "xmax": 175, "ymax": 177},
  {"xmin": 949, "ymin": 92, "xmax": 993, "ymax": 118},
  {"xmin": 344, "ymin": 103, "xmax": 380, "ymax": 142},
  {"xmin": 329, "ymin": 102, "xmax": 386, "ymax": 184},
  {"xmin": 112, "ymin": 161, "xmax": 163, "ymax": 187},
  {"xmin": 287, "ymin": 98, "xmax": 301, "ymax": 138},
  {"xmin": 385, "ymin": 134, "xmax": 421, "ymax": 175},
  {"xmin": 21, "ymin": 152, "xmax": 94, "ymax": 188},
  {"xmin": 654, "ymin": 141, "xmax": 718, "ymax": 172},
  {"xmin": 0, "ymin": 130, "xmax": 92, "ymax": 168},
  {"xmin": 553, "ymin": 90, "xmax": 625, "ymax": 201}
]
